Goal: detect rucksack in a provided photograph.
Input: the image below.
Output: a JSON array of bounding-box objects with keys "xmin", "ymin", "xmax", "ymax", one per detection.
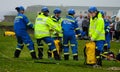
[{"xmin": 84, "ymin": 41, "xmax": 96, "ymax": 65}]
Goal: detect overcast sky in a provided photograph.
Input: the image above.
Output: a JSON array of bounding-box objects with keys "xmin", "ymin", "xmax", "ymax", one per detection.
[
  {"xmin": 0, "ymin": 0, "xmax": 120, "ymax": 19},
  {"xmin": 0, "ymin": 0, "xmax": 120, "ymax": 11}
]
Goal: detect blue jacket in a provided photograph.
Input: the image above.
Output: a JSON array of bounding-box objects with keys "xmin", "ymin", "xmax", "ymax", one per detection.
[
  {"xmin": 14, "ymin": 13, "xmax": 33, "ymax": 34},
  {"xmin": 62, "ymin": 15, "xmax": 81, "ymax": 35}
]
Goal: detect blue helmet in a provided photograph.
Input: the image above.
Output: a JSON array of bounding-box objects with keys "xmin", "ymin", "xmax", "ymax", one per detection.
[
  {"xmin": 88, "ymin": 6, "xmax": 97, "ymax": 13},
  {"xmin": 41, "ymin": 7, "xmax": 49, "ymax": 12},
  {"xmin": 53, "ymin": 8, "xmax": 61, "ymax": 14},
  {"xmin": 19, "ymin": 6, "xmax": 25, "ymax": 11},
  {"xmin": 68, "ymin": 9, "xmax": 75, "ymax": 15},
  {"xmin": 15, "ymin": 6, "xmax": 25, "ymax": 12},
  {"xmin": 99, "ymin": 10, "xmax": 105, "ymax": 16}
]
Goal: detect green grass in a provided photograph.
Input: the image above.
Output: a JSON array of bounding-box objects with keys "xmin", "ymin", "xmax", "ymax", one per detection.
[
  {"xmin": 0, "ymin": 29, "xmax": 120, "ymax": 72},
  {"xmin": 0, "ymin": 22, "xmax": 14, "ymax": 26}
]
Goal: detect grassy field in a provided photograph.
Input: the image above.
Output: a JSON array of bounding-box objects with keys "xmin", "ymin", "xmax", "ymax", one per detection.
[
  {"xmin": 0, "ymin": 22, "xmax": 14, "ymax": 26},
  {"xmin": 0, "ymin": 28, "xmax": 120, "ymax": 72}
]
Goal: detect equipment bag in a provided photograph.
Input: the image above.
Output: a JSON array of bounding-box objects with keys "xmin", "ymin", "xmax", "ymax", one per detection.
[
  {"xmin": 52, "ymin": 39, "xmax": 61, "ymax": 57},
  {"xmin": 54, "ymin": 39, "xmax": 60, "ymax": 54},
  {"xmin": 84, "ymin": 41, "xmax": 96, "ymax": 65}
]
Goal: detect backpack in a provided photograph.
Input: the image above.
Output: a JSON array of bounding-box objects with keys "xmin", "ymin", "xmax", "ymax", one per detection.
[{"xmin": 84, "ymin": 41, "xmax": 96, "ymax": 65}]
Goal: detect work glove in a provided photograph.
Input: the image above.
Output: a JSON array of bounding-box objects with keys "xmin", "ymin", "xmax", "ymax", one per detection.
[
  {"xmin": 55, "ymin": 33, "xmax": 59, "ymax": 37},
  {"xmin": 27, "ymin": 24, "xmax": 34, "ymax": 30},
  {"xmin": 49, "ymin": 29, "xmax": 54, "ymax": 32},
  {"xmin": 90, "ymin": 37, "xmax": 94, "ymax": 41}
]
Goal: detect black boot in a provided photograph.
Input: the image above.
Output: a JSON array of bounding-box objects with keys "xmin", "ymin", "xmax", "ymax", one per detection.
[
  {"xmin": 14, "ymin": 50, "xmax": 21, "ymax": 58},
  {"xmin": 53, "ymin": 50, "xmax": 60, "ymax": 60},
  {"xmin": 103, "ymin": 46, "xmax": 109, "ymax": 54},
  {"xmin": 103, "ymin": 46, "xmax": 109, "ymax": 60},
  {"xmin": 73, "ymin": 55, "xmax": 78, "ymax": 61},
  {"xmin": 64, "ymin": 55, "xmax": 69, "ymax": 60},
  {"xmin": 47, "ymin": 51, "xmax": 52, "ymax": 59},
  {"xmin": 95, "ymin": 50, "xmax": 102, "ymax": 66},
  {"xmin": 38, "ymin": 48, "xmax": 43, "ymax": 59},
  {"xmin": 59, "ymin": 42, "xmax": 63, "ymax": 54},
  {"xmin": 104, "ymin": 46, "xmax": 108, "ymax": 52},
  {"xmin": 30, "ymin": 52, "xmax": 37, "ymax": 59},
  {"xmin": 96, "ymin": 57, "xmax": 102, "ymax": 66}
]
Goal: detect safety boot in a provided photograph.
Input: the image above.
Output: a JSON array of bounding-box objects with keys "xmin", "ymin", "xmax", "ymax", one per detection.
[
  {"xmin": 14, "ymin": 50, "xmax": 21, "ymax": 58},
  {"xmin": 53, "ymin": 50, "xmax": 60, "ymax": 60},
  {"xmin": 47, "ymin": 50, "xmax": 52, "ymax": 59},
  {"xmin": 103, "ymin": 46, "xmax": 108, "ymax": 52},
  {"xmin": 95, "ymin": 50, "xmax": 102, "ymax": 66},
  {"xmin": 38, "ymin": 48, "xmax": 43, "ymax": 59},
  {"xmin": 30, "ymin": 52, "xmax": 37, "ymax": 59},
  {"xmin": 73, "ymin": 55, "xmax": 78, "ymax": 61},
  {"xmin": 103, "ymin": 46, "xmax": 109, "ymax": 54},
  {"xmin": 64, "ymin": 55, "xmax": 69, "ymax": 60},
  {"xmin": 96, "ymin": 57, "xmax": 102, "ymax": 66}
]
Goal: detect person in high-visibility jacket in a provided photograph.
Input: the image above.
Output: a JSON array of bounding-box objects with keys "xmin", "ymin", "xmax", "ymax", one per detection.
[
  {"xmin": 62, "ymin": 9, "xmax": 81, "ymax": 60},
  {"xmin": 34, "ymin": 7, "xmax": 60, "ymax": 60},
  {"xmin": 88, "ymin": 6, "xmax": 105, "ymax": 66},
  {"xmin": 99, "ymin": 10, "xmax": 111, "ymax": 53},
  {"xmin": 14, "ymin": 6, "xmax": 37, "ymax": 59},
  {"xmin": 50, "ymin": 8, "xmax": 63, "ymax": 38},
  {"xmin": 48, "ymin": 8, "xmax": 63, "ymax": 58}
]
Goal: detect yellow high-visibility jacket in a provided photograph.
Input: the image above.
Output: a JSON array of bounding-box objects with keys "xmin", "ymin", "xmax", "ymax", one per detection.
[
  {"xmin": 50, "ymin": 16, "xmax": 63, "ymax": 37},
  {"xmin": 34, "ymin": 13, "xmax": 60, "ymax": 39},
  {"xmin": 89, "ymin": 12, "xmax": 105, "ymax": 41}
]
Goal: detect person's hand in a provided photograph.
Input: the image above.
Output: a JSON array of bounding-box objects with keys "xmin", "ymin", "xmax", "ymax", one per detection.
[
  {"xmin": 90, "ymin": 37, "xmax": 94, "ymax": 41},
  {"xmin": 55, "ymin": 33, "xmax": 59, "ymax": 37},
  {"xmin": 49, "ymin": 29, "xmax": 54, "ymax": 32}
]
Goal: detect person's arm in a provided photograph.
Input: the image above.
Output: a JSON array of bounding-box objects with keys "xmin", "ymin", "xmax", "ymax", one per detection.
[
  {"xmin": 74, "ymin": 21, "xmax": 81, "ymax": 36},
  {"xmin": 46, "ymin": 17, "xmax": 61, "ymax": 33},
  {"xmin": 82, "ymin": 20, "xmax": 84, "ymax": 28},
  {"xmin": 105, "ymin": 20, "xmax": 110, "ymax": 33},
  {"xmin": 23, "ymin": 15, "xmax": 34, "ymax": 28},
  {"xmin": 89, "ymin": 17, "xmax": 93, "ymax": 37},
  {"xmin": 118, "ymin": 21, "xmax": 120, "ymax": 31}
]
